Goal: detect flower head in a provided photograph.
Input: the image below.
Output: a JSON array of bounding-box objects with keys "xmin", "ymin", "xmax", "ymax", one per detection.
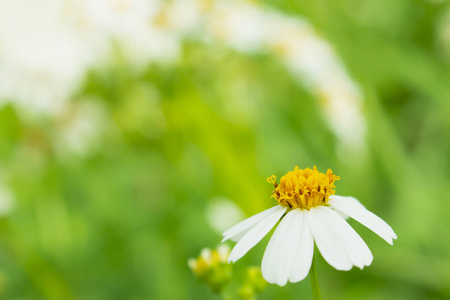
[
  {"xmin": 222, "ymin": 166, "xmax": 397, "ymax": 286},
  {"xmin": 267, "ymin": 166, "xmax": 339, "ymax": 210},
  {"xmin": 188, "ymin": 245, "xmax": 232, "ymax": 292},
  {"xmin": 188, "ymin": 245, "xmax": 230, "ymax": 277}
]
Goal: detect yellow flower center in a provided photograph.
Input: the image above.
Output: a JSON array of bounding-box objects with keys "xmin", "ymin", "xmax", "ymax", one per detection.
[{"xmin": 267, "ymin": 166, "xmax": 340, "ymax": 210}]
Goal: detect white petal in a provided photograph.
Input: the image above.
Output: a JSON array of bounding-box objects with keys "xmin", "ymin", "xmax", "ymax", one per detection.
[
  {"xmin": 288, "ymin": 210, "xmax": 314, "ymax": 283},
  {"xmin": 261, "ymin": 209, "xmax": 314, "ymax": 286},
  {"xmin": 261, "ymin": 209, "xmax": 296, "ymax": 286},
  {"xmin": 334, "ymin": 198, "xmax": 367, "ymax": 220},
  {"xmin": 230, "ymin": 229, "xmax": 250, "ymax": 242},
  {"xmin": 336, "ymin": 210, "xmax": 350, "ymax": 220},
  {"xmin": 261, "ymin": 213, "xmax": 289, "ymax": 284},
  {"xmin": 308, "ymin": 206, "xmax": 373, "ymax": 270},
  {"xmin": 329, "ymin": 195, "xmax": 397, "ymax": 245},
  {"xmin": 228, "ymin": 206, "xmax": 287, "ymax": 263},
  {"xmin": 222, "ymin": 206, "xmax": 281, "ymax": 243},
  {"xmin": 308, "ymin": 207, "xmax": 352, "ymax": 270}
]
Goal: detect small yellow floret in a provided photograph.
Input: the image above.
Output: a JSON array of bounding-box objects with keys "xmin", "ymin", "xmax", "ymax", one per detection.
[
  {"xmin": 188, "ymin": 246, "xmax": 229, "ymax": 276},
  {"xmin": 267, "ymin": 166, "xmax": 340, "ymax": 210}
]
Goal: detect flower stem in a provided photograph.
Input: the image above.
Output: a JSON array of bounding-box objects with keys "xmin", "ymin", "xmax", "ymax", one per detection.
[{"xmin": 310, "ymin": 254, "xmax": 322, "ymax": 300}]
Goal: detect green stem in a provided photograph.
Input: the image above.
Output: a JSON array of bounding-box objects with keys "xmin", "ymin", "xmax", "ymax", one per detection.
[{"xmin": 310, "ymin": 254, "xmax": 322, "ymax": 300}]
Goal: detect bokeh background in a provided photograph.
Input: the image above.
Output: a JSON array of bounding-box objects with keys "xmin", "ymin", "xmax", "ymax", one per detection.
[{"xmin": 1, "ymin": 0, "xmax": 450, "ymax": 299}]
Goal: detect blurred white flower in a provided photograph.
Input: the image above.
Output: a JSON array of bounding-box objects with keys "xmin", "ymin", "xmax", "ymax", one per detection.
[
  {"xmin": 266, "ymin": 14, "xmax": 366, "ymax": 154},
  {"xmin": 206, "ymin": 197, "xmax": 245, "ymax": 234},
  {"xmin": 54, "ymin": 100, "xmax": 109, "ymax": 157},
  {"xmin": 205, "ymin": 1, "xmax": 367, "ymax": 156},
  {"xmin": 0, "ymin": 0, "xmax": 366, "ymax": 158},
  {"xmin": 68, "ymin": 0, "xmax": 180, "ymax": 67},
  {"xmin": 0, "ymin": 185, "xmax": 15, "ymax": 216},
  {"xmin": 71, "ymin": 0, "xmax": 161, "ymax": 34},
  {"xmin": 0, "ymin": 0, "xmax": 180, "ymax": 116},
  {"xmin": 318, "ymin": 78, "xmax": 367, "ymax": 157},
  {"xmin": 160, "ymin": 0, "xmax": 206, "ymax": 36},
  {"xmin": 0, "ymin": 0, "xmax": 93, "ymax": 115},
  {"xmin": 437, "ymin": 7, "xmax": 450, "ymax": 62},
  {"xmin": 208, "ymin": 2, "xmax": 270, "ymax": 53},
  {"xmin": 222, "ymin": 166, "xmax": 396, "ymax": 286}
]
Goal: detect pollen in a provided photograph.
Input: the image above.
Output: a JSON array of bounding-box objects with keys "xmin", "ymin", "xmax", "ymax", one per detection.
[{"xmin": 267, "ymin": 166, "xmax": 340, "ymax": 210}]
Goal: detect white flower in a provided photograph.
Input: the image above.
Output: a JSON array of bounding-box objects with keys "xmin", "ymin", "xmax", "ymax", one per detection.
[
  {"xmin": 206, "ymin": 196, "xmax": 245, "ymax": 234},
  {"xmin": 0, "ymin": 184, "xmax": 15, "ymax": 216},
  {"xmin": 222, "ymin": 166, "xmax": 397, "ymax": 286},
  {"xmin": 68, "ymin": 0, "xmax": 180, "ymax": 67},
  {"xmin": 0, "ymin": 0, "xmax": 93, "ymax": 115},
  {"xmin": 53, "ymin": 100, "xmax": 110, "ymax": 157}
]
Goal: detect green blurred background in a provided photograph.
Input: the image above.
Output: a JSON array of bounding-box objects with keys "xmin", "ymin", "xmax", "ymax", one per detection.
[{"xmin": 1, "ymin": 0, "xmax": 450, "ymax": 299}]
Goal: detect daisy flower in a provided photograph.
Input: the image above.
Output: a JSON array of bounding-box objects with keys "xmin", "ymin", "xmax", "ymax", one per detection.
[
  {"xmin": 188, "ymin": 245, "xmax": 232, "ymax": 293},
  {"xmin": 222, "ymin": 166, "xmax": 397, "ymax": 286}
]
